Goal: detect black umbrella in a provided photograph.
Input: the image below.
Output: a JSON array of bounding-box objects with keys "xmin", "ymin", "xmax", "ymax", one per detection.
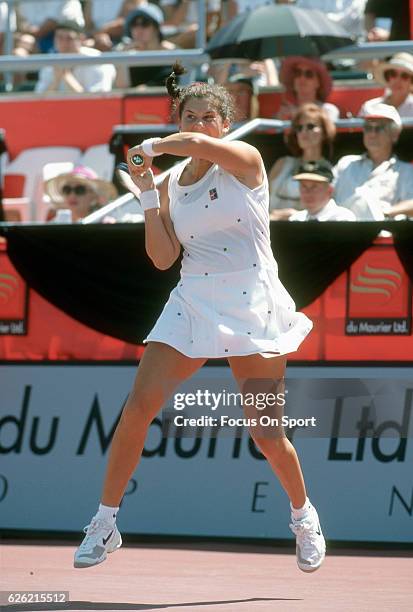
[{"xmin": 207, "ymin": 5, "xmax": 354, "ymax": 60}]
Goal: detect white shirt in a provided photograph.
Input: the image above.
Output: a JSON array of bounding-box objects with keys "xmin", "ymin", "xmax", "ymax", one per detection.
[
  {"xmin": 333, "ymin": 154, "xmax": 413, "ymax": 220},
  {"xmin": 289, "ymin": 198, "xmax": 356, "ymax": 221},
  {"xmin": 359, "ymin": 94, "xmax": 413, "ymax": 119},
  {"xmin": 296, "ymin": 0, "xmax": 367, "ymax": 38},
  {"xmin": 35, "ymin": 46, "xmax": 116, "ymax": 93},
  {"xmin": 18, "ymin": 1, "xmax": 84, "ymax": 28},
  {"xmin": 321, "ymin": 101, "xmax": 340, "ymax": 121}
]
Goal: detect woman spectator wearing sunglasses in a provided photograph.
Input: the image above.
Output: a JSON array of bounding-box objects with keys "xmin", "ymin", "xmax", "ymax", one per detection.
[
  {"xmin": 44, "ymin": 166, "xmax": 118, "ymax": 222},
  {"xmin": 277, "ymin": 56, "xmax": 340, "ymax": 122},
  {"xmin": 359, "ymin": 53, "xmax": 413, "ymax": 118},
  {"xmin": 269, "ymin": 103, "xmax": 336, "ymax": 220}
]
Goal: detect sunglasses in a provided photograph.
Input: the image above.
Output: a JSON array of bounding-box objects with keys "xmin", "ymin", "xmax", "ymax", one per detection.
[
  {"xmin": 131, "ymin": 18, "xmax": 153, "ymax": 28},
  {"xmin": 384, "ymin": 69, "xmax": 412, "ymax": 82},
  {"xmin": 363, "ymin": 123, "xmax": 389, "ymax": 134},
  {"xmin": 295, "ymin": 123, "xmax": 321, "ymax": 133},
  {"xmin": 62, "ymin": 184, "xmax": 88, "ymax": 196},
  {"xmin": 293, "ymin": 68, "xmax": 316, "ymax": 79}
]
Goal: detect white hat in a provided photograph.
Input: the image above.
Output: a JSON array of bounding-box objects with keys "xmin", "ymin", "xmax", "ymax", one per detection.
[
  {"xmin": 360, "ymin": 102, "xmax": 402, "ymax": 129},
  {"xmin": 374, "ymin": 53, "xmax": 413, "ymax": 89},
  {"xmin": 45, "ymin": 165, "xmax": 118, "ymax": 205}
]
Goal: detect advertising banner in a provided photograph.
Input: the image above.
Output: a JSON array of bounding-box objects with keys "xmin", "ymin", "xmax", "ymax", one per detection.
[
  {"xmin": 1, "ymin": 365, "xmax": 412, "ymax": 543},
  {"xmin": 346, "ymin": 243, "xmax": 412, "ymax": 336},
  {"xmin": 0, "ymin": 251, "xmax": 28, "ymax": 336}
]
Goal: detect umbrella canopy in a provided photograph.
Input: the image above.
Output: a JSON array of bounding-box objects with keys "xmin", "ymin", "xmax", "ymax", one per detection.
[{"xmin": 207, "ymin": 5, "xmax": 354, "ymax": 61}]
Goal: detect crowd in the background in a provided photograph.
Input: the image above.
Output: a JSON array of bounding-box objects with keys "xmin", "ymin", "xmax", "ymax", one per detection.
[
  {"xmin": 0, "ymin": 0, "xmax": 412, "ymax": 223},
  {"xmin": 269, "ymin": 100, "xmax": 413, "ymax": 222},
  {"xmin": 0, "ymin": 0, "xmax": 411, "ymax": 92}
]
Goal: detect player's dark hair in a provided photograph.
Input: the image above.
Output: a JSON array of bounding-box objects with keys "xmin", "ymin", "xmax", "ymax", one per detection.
[{"xmin": 166, "ymin": 61, "xmax": 235, "ymax": 123}]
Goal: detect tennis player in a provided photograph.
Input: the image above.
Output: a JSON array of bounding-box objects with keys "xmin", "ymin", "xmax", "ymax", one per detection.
[{"xmin": 74, "ymin": 62, "xmax": 326, "ymax": 573}]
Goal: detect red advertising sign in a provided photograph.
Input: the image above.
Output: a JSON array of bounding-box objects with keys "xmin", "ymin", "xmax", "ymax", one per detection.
[
  {"xmin": 346, "ymin": 244, "xmax": 411, "ymax": 335},
  {"xmin": 0, "ymin": 251, "xmax": 28, "ymax": 335}
]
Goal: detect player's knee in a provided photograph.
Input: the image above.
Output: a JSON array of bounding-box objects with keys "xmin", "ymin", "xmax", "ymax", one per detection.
[
  {"xmin": 123, "ymin": 387, "xmax": 161, "ymax": 424},
  {"xmin": 252, "ymin": 434, "xmax": 290, "ymax": 461}
]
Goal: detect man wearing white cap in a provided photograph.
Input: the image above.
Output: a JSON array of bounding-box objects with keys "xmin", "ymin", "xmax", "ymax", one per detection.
[
  {"xmin": 333, "ymin": 103, "xmax": 413, "ymax": 220},
  {"xmin": 359, "ymin": 53, "xmax": 413, "ymax": 118}
]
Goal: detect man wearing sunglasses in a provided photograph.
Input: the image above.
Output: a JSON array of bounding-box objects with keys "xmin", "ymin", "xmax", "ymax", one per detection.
[
  {"xmin": 334, "ymin": 104, "xmax": 413, "ymax": 220},
  {"xmin": 289, "ymin": 160, "xmax": 356, "ymax": 221},
  {"xmin": 359, "ymin": 53, "xmax": 413, "ymax": 118}
]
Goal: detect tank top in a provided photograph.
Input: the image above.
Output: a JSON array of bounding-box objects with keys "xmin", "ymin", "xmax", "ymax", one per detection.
[{"xmin": 168, "ymin": 159, "xmax": 276, "ymax": 275}]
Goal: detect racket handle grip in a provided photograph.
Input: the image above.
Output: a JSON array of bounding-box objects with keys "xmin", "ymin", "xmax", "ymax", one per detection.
[{"xmin": 130, "ymin": 154, "xmax": 144, "ymax": 167}]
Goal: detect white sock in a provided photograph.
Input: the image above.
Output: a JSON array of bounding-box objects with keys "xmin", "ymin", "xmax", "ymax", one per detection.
[
  {"xmin": 95, "ymin": 503, "xmax": 119, "ymax": 525},
  {"xmin": 290, "ymin": 497, "xmax": 312, "ymax": 520}
]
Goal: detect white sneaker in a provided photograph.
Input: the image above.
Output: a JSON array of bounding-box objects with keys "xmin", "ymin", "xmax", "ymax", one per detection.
[
  {"xmin": 289, "ymin": 504, "xmax": 326, "ymax": 573},
  {"xmin": 74, "ymin": 517, "xmax": 122, "ymax": 568}
]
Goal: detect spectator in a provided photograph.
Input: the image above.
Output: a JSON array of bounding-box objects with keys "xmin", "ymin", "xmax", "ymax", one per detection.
[
  {"xmin": 269, "ymin": 103, "xmax": 336, "ymax": 218},
  {"xmin": 295, "ymin": 0, "xmax": 367, "ymax": 40},
  {"xmin": 16, "ymin": 0, "xmax": 84, "ymax": 53},
  {"xmin": 35, "ymin": 21, "xmax": 116, "ymax": 93},
  {"xmin": 115, "ymin": 4, "xmax": 177, "ymax": 89},
  {"xmin": 44, "ymin": 165, "xmax": 118, "ymax": 222},
  {"xmin": 160, "ymin": 0, "xmax": 222, "ymax": 47},
  {"xmin": 334, "ymin": 103, "xmax": 413, "ymax": 219},
  {"xmin": 365, "ymin": 0, "xmax": 410, "ymax": 42},
  {"xmin": 209, "ymin": 57, "xmax": 278, "ymax": 88},
  {"xmin": 289, "ymin": 160, "xmax": 356, "ymax": 221},
  {"xmin": 277, "ymin": 56, "xmax": 340, "ymax": 121},
  {"xmin": 359, "ymin": 53, "xmax": 413, "ymax": 118},
  {"xmin": 211, "ymin": 1, "xmax": 277, "ymax": 86},
  {"xmin": 83, "ymin": 0, "xmax": 147, "ymax": 51},
  {"xmin": 225, "ymin": 74, "xmax": 259, "ymax": 121}
]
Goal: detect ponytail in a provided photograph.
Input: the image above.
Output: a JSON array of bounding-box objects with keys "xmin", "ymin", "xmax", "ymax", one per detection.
[{"xmin": 165, "ymin": 60, "xmax": 187, "ymax": 100}]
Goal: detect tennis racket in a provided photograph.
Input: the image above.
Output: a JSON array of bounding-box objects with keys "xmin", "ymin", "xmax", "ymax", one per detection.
[{"xmin": 116, "ymin": 162, "xmax": 142, "ymax": 199}]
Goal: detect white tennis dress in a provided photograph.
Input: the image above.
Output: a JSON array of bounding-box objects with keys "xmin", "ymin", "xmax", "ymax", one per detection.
[{"xmin": 144, "ymin": 158, "xmax": 312, "ymax": 358}]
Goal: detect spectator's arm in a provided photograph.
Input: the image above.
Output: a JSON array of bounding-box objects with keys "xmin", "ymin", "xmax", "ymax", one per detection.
[
  {"xmin": 90, "ymin": 0, "xmax": 132, "ymax": 39},
  {"xmin": 61, "ymin": 69, "xmax": 85, "ymax": 93},
  {"xmin": 162, "ymin": 0, "xmax": 192, "ymax": 26},
  {"xmin": 208, "ymin": 61, "xmax": 231, "ymax": 85},
  {"xmin": 386, "ymin": 200, "xmax": 413, "ymax": 218},
  {"xmin": 263, "ymin": 58, "xmax": 279, "ymax": 87},
  {"xmin": 115, "ymin": 64, "xmax": 130, "ymax": 89}
]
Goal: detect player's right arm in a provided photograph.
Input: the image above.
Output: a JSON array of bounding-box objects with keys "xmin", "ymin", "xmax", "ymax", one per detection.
[
  {"xmin": 129, "ymin": 165, "xmax": 181, "ymax": 270},
  {"xmin": 147, "ymin": 174, "xmax": 181, "ymax": 270}
]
